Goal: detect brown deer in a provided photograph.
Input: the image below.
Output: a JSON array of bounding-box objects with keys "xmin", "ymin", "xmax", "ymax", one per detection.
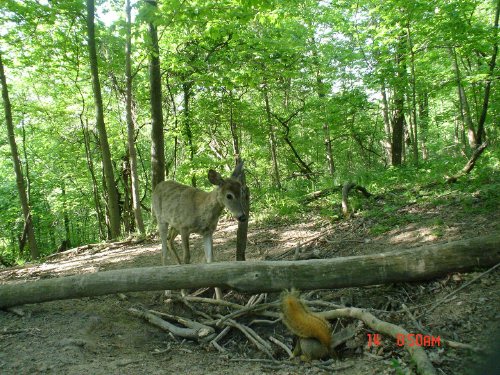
[{"xmin": 152, "ymin": 161, "xmax": 247, "ymax": 299}]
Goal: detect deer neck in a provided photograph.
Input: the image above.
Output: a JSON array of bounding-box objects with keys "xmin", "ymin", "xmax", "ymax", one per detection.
[{"xmin": 207, "ymin": 188, "xmax": 224, "ymax": 218}]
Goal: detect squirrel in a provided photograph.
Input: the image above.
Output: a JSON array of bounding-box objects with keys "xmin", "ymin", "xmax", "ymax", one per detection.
[{"xmin": 281, "ymin": 290, "xmax": 332, "ymax": 361}]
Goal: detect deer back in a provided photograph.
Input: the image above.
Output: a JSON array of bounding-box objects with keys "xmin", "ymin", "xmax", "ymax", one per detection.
[{"xmin": 152, "ymin": 181, "xmax": 224, "ymax": 235}]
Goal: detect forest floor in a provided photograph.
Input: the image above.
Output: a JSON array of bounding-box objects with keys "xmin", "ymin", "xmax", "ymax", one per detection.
[{"xmin": 1, "ymin": 181, "xmax": 499, "ymax": 375}]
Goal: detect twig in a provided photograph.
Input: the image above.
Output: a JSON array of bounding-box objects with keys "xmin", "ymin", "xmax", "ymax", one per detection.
[
  {"xmin": 305, "ymin": 300, "xmax": 345, "ymax": 310},
  {"xmin": 0, "ymin": 328, "xmax": 35, "ymax": 335},
  {"xmin": 402, "ymin": 303, "xmax": 426, "ymax": 332},
  {"xmin": 175, "ymin": 296, "xmax": 212, "ymax": 320},
  {"xmin": 401, "ymin": 304, "xmax": 480, "ymax": 352},
  {"xmin": 6, "ymin": 307, "xmax": 25, "ymax": 317},
  {"xmin": 229, "ymin": 358, "xmax": 280, "ymax": 364},
  {"xmin": 182, "ymin": 295, "xmax": 246, "ymax": 310},
  {"xmin": 249, "ymin": 318, "xmax": 281, "ymax": 326},
  {"xmin": 417, "ymin": 262, "xmax": 500, "ymax": 318},
  {"xmin": 225, "ymin": 319, "xmax": 274, "ymax": 358},
  {"xmin": 216, "ymin": 301, "xmax": 280, "ymax": 326},
  {"xmin": 151, "ymin": 344, "xmax": 172, "ymax": 355},
  {"xmin": 148, "ymin": 310, "xmax": 214, "ymax": 337},
  {"xmin": 129, "ymin": 308, "xmax": 201, "ymax": 340},
  {"xmin": 269, "ymin": 336, "xmax": 293, "ymax": 358},
  {"xmin": 211, "ymin": 325, "xmax": 231, "ymax": 343},
  {"xmin": 321, "ymin": 307, "xmax": 437, "ymax": 375},
  {"xmin": 211, "ymin": 340, "xmax": 226, "ymax": 353}
]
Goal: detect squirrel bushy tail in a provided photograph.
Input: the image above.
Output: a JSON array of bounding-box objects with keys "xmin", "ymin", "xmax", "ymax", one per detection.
[{"xmin": 281, "ymin": 290, "xmax": 331, "ymax": 348}]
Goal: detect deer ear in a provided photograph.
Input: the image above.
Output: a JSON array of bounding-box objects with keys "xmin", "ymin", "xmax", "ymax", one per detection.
[
  {"xmin": 231, "ymin": 160, "xmax": 244, "ymax": 180},
  {"xmin": 208, "ymin": 169, "xmax": 224, "ymax": 186}
]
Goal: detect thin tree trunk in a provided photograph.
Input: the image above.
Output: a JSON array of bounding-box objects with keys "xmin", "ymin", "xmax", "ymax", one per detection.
[
  {"xmin": 121, "ymin": 152, "xmax": 133, "ymax": 233},
  {"xmin": 380, "ymin": 80, "xmax": 392, "ymax": 163},
  {"xmin": 147, "ymin": 0, "xmax": 165, "ymax": 191},
  {"xmin": 182, "ymin": 81, "xmax": 197, "ymax": 187},
  {"xmin": 407, "ymin": 23, "xmax": 418, "ymax": 166},
  {"xmin": 165, "ymin": 74, "xmax": 179, "ymax": 178},
  {"xmin": 314, "ymin": 63, "xmax": 335, "ymax": 176},
  {"xmin": 125, "ymin": 0, "xmax": 145, "ymax": 234},
  {"xmin": 61, "ymin": 182, "xmax": 71, "ymax": 249},
  {"xmin": 229, "ymin": 91, "xmax": 249, "ymax": 261},
  {"xmin": 0, "ymin": 51, "xmax": 39, "ymax": 259},
  {"xmin": 263, "ymin": 84, "xmax": 281, "ymax": 189},
  {"xmin": 391, "ymin": 36, "xmax": 406, "ymax": 167},
  {"xmin": 20, "ymin": 119, "xmax": 31, "ymax": 202},
  {"xmin": 450, "ymin": 47, "xmax": 477, "ymax": 149},
  {"xmin": 476, "ymin": 0, "xmax": 499, "ymax": 145},
  {"xmin": 418, "ymin": 90, "xmax": 429, "ymax": 160},
  {"xmin": 86, "ymin": 0, "xmax": 121, "ymax": 239},
  {"xmin": 80, "ymin": 117, "xmax": 105, "ymax": 239}
]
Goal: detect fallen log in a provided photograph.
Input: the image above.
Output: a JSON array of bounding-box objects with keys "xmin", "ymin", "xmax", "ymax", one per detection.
[{"xmin": 0, "ymin": 235, "xmax": 498, "ymax": 309}]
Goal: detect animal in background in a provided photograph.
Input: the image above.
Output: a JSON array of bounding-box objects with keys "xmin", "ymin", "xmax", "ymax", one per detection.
[
  {"xmin": 152, "ymin": 161, "xmax": 247, "ymax": 299},
  {"xmin": 281, "ymin": 290, "xmax": 332, "ymax": 361}
]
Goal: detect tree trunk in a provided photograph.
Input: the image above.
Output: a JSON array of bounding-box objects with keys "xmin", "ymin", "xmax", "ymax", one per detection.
[
  {"xmin": 450, "ymin": 47, "xmax": 477, "ymax": 150},
  {"xmin": 80, "ymin": 117, "xmax": 105, "ymax": 239},
  {"xmin": 323, "ymin": 122, "xmax": 335, "ymax": 176},
  {"xmin": 476, "ymin": 0, "xmax": 499, "ymax": 145},
  {"xmin": 406, "ymin": 22, "xmax": 419, "ymax": 166},
  {"xmin": 312, "ymin": 44, "xmax": 335, "ymax": 176},
  {"xmin": 121, "ymin": 152, "xmax": 133, "ymax": 233},
  {"xmin": 165, "ymin": 74, "xmax": 179, "ymax": 179},
  {"xmin": 263, "ymin": 84, "xmax": 281, "ymax": 189},
  {"xmin": 391, "ymin": 35, "xmax": 406, "ymax": 167},
  {"xmin": 182, "ymin": 81, "xmax": 197, "ymax": 187},
  {"xmin": 61, "ymin": 182, "xmax": 71, "ymax": 249},
  {"xmin": 0, "ymin": 51, "xmax": 39, "ymax": 259},
  {"xmin": 147, "ymin": 0, "xmax": 165, "ymax": 191},
  {"xmin": 418, "ymin": 90, "xmax": 429, "ymax": 160},
  {"xmin": 229, "ymin": 91, "xmax": 249, "ymax": 261},
  {"xmin": 380, "ymin": 80, "xmax": 392, "ymax": 163},
  {"xmin": 86, "ymin": 0, "xmax": 121, "ymax": 239},
  {"xmin": 125, "ymin": 0, "xmax": 145, "ymax": 234},
  {"xmin": 0, "ymin": 235, "xmax": 498, "ymax": 309}
]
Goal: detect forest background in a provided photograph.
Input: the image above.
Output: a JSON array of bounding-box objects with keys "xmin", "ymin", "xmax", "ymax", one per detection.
[{"xmin": 0, "ymin": 0, "xmax": 498, "ymax": 263}]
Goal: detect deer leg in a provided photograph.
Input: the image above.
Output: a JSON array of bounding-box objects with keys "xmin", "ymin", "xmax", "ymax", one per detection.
[
  {"xmin": 180, "ymin": 229, "xmax": 191, "ymax": 265},
  {"xmin": 203, "ymin": 233, "xmax": 214, "ymax": 262},
  {"xmin": 203, "ymin": 233, "xmax": 222, "ymax": 300},
  {"xmin": 158, "ymin": 222, "xmax": 169, "ymax": 266},
  {"xmin": 167, "ymin": 227, "xmax": 182, "ymax": 264}
]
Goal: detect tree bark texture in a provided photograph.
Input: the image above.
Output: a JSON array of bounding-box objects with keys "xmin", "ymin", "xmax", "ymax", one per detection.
[
  {"xmin": 0, "ymin": 52, "xmax": 39, "ymax": 259},
  {"xmin": 380, "ymin": 80, "xmax": 392, "ymax": 163},
  {"xmin": 406, "ymin": 22, "xmax": 419, "ymax": 166},
  {"xmin": 126, "ymin": 0, "xmax": 145, "ymax": 234},
  {"xmin": 263, "ymin": 85, "xmax": 281, "ymax": 189},
  {"xmin": 391, "ymin": 36, "xmax": 406, "ymax": 167},
  {"xmin": 148, "ymin": 0, "xmax": 165, "ymax": 191},
  {"xmin": 229, "ymin": 94, "xmax": 249, "ymax": 261},
  {"xmin": 1, "ymin": 235, "xmax": 498, "ymax": 309},
  {"xmin": 80, "ymin": 117, "xmax": 105, "ymax": 239},
  {"xmin": 313, "ymin": 51, "xmax": 335, "ymax": 176},
  {"xmin": 450, "ymin": 47, "xmax": 477, "ymax": 150},
  {"xmin": 182, "ymin": 82, "xmax": 197, "ymax": 187},
  {"xmin": 476, "ymin": 0, "xmax": 499, "ymax": 145},
  {"xmin": 86, "ymin": 0, "xmax": 121, "ymax": 239}
]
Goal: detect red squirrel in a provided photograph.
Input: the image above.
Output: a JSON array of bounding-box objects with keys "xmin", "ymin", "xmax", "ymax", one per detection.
[{"xmin": 281, "ymin": 291, "xmax": 332, "ymax": 361}]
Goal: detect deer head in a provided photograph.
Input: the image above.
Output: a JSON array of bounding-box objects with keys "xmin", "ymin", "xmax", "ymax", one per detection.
[{"xmin": 208, "ymin": 161, "xmax": 247, "ymax": 222}]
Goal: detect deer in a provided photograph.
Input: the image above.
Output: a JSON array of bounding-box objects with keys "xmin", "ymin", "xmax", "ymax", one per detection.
[{"xmin": 151, "ymin": 161, "xmax": 247, "ymax": 299}]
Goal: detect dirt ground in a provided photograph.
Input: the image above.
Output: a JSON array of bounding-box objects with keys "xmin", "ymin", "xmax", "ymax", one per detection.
[{"xmin": 1, "ymin": 195, "xmax": 499, "ymax": 375}]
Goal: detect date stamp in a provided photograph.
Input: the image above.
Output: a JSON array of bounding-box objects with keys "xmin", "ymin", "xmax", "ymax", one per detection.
[{"xmin": 367, "ymin": 333, "xmax": 441, "ymax": 347}]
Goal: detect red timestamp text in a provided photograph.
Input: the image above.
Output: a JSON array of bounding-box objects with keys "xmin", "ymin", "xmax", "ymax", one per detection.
[{"xmin": 396, "ymin": 333, "xmax": 441, "ymax": 347}]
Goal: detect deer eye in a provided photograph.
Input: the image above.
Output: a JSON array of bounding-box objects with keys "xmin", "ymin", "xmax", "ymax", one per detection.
[{"xmin": 226, "ymin": 194, "xmax": 233, "ymax": 200}]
